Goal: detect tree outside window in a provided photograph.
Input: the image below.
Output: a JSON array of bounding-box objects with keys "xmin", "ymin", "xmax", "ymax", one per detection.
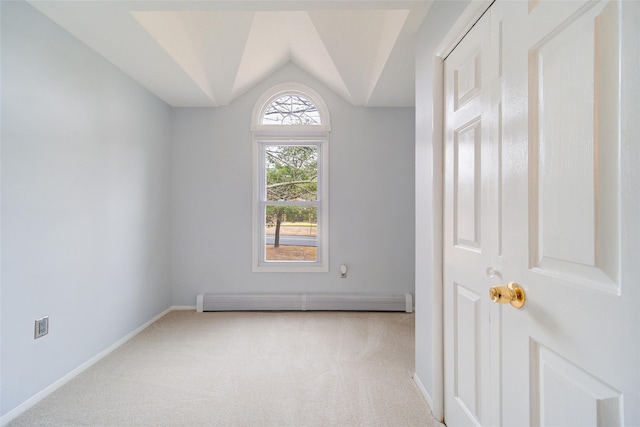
[{"xmin": 264, "ymin": 145, "xmax": 318, "ymax": 260}]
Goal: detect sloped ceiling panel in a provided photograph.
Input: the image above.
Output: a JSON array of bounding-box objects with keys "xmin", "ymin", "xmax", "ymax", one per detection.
[
  {"xmin": 233, "ymin": 11, "xmax": 351, "ymax": 106},
  {"xmin": 27, "ymin": 1, "xmax": 433, "ymax": 108},
  {"xmin": 308, "ymin": 10, "xmax": 409, "ymax": 106},
  {"xmin": 132, "ymin": 11, "xmax": 256, "ymax": 106}
]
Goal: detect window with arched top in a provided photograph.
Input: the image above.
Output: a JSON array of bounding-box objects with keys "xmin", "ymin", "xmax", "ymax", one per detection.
[{"xmin": 252, "ymin": 84, "xmax": 330, "ymax": 272}]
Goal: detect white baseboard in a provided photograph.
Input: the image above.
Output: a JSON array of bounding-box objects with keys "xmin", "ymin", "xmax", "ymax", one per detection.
[
  {"xmin": 413, "ymin": 372, "xmax": 441, "ymax": 422},
  {"xmin": 171, "ymin": 305, "xmax": 196, "ymax": 311},
  {"xmin": 0, "ymin": 306, "xmax": 177, "ymax": 427}
]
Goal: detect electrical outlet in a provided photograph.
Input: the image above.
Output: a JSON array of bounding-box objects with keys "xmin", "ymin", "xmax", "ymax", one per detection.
[
  {"xmin": 340, "ymin": 264, "xmax": 347, "ymax": 278},
  {"xmin": 34, "ymin": 316, "xmax": 49, "ymax": 339}
]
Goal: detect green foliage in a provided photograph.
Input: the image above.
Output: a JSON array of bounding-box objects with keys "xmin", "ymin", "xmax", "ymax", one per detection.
[
  {"xmin": 265, "ymin": 206, "xmax": 317, "ymax": 227},
  {"xmin": 266, "ymin": 145, "xmax": 317, "ymax": 202},
  {"xmin": 264, "ymin": 145, "xmax": 318, "ymax": 237}
]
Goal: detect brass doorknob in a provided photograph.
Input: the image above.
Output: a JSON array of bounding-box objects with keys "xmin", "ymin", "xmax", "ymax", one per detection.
[{"xmin": 489, "ymin": 282, "xmax": 526, "ymax": 309}]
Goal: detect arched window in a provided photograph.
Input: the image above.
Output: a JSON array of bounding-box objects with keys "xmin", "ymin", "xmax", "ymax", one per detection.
[{"xmin": 252, "ymin": 84, "xmax": 330, "ymax": 272}]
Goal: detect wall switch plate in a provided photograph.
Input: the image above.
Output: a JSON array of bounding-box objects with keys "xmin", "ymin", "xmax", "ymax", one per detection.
[{"xmin": 34, "ymin": 316, "xmax": 49, "ymax": 339}]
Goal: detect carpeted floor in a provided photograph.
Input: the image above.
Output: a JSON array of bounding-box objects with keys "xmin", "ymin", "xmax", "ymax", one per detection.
[{"xmin": 9, "ymin": 310, "xmax": 442, "ymax": 426}]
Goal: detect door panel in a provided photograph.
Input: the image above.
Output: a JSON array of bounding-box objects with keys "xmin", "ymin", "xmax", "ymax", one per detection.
[
  {"xmin": 528, "ymin": 0, "xmax": 620, "ymax": 293},
  {"xmin": 454, "ymin": 118, "xmax": 482, "ymax": 249},
  {"xmin": 531, "ymin": 343, "xmax": 623, "ymax": 426},
  {"xmin": 454, "ymin": 282, "xmax": 482, "ymax": 417},
  {"xmin": 455, "ymin": 51, "xmax": 482, "ymax": 110}
]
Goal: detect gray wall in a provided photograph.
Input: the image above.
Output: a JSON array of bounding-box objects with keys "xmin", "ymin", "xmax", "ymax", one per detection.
[
  {"xmin": 414, "ymin": 0, "xmax": 469, "ymax": 414},
  {"xmin": 171, "ymin": 63, "xmax": 416, "ymax": 304},
  {"xmin": 1, "ymin": 1, "xmax": 172, "ymax": 417}
]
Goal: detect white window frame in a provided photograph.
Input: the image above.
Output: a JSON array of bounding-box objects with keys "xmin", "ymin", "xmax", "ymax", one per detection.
[{"xmin": 252, "ymin": 84, "xmax": 330, "ymax": 272}]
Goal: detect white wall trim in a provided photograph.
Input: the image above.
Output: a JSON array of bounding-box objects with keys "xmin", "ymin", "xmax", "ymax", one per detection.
[
  {"xmin": 0, "ymin": 306, "xmax": 182, "ymax": 427},
  {"xmin": 413, "ymin": 372, "xmax": 439, "ymax": 422},
  {"xmin": 430, "ymin": 55, "xmax": 446, "ymax": 424},
  {"xmin": 429, "ymin": 0, "xmax": 494, "ymax": 422},
  {"xmin": 171, "ymin": 305, "xmax": 196, "ymax": 311}
]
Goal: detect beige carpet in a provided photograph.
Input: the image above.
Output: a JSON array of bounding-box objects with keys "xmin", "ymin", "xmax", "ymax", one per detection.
[{"xmin": 9, "ymin": 310, "xmax": 442, "ymax": 426}]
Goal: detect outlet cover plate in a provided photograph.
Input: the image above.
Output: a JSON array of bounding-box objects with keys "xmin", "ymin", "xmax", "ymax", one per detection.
[{"xmin": 34, "ymin": 316, "xmax": 49, "ymax": 339}]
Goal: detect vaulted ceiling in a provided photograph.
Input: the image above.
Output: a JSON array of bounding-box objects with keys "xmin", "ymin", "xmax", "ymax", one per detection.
[{"xmin": 27, "ymin": 1, "xmax": 434, "ymax": 108}]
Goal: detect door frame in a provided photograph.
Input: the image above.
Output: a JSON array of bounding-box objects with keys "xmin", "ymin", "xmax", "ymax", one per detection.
[{"xmin": 429, "ymin": 0, "xmax": 493, "ymax": 420}]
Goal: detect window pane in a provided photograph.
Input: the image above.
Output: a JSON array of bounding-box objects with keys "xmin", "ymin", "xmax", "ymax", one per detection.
[
  {"xmin": 265, "ymin": 145, "xmax": 318, "ymax": 202},
  {"xmin": 262, "ymin": 94, "xmax": 321, "ymax": 125},
  {"xmin": 265, "ymin": 206, "xmax": 317, "ymax": 262}
]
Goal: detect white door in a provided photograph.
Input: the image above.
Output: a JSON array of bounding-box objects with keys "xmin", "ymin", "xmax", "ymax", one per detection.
[
  {"xmin": 500, "ymin": 0, "xmax": 639, "ymax": 425},
  {"xmin": 443, "ymin": 9, "xmax": 499, "ymax": 426},
  {"xmin": 444, "ymin": 0, "xmax": 639, "ymax": 425}
]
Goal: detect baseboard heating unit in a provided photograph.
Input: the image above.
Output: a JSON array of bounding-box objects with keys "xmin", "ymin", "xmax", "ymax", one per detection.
[{"xmin": 196, "ymin": 293, "xmax": 413, "ymax": 313}]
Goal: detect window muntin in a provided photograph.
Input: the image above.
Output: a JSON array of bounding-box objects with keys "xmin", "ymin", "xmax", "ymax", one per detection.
[
  {"xmin": 262, "ymin": 95, "xmax": 321, "ymax": 126},
  {"xmin": 252, "ymin": 84, "xmax": 329, "ymax": 272}
]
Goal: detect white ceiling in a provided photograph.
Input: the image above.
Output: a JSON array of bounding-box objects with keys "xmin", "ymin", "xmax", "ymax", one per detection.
[{"xmin": 27, "ymin": 1, "xmax": 434, "ymax": 108}]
